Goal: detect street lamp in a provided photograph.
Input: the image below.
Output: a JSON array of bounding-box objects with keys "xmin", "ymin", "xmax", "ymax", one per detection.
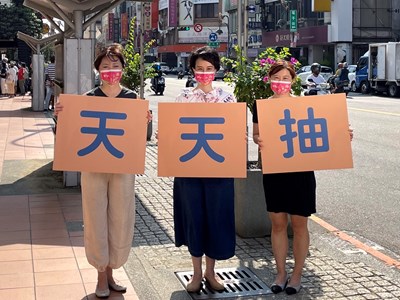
[{"xmin": 217, "ymin": 13, "xmax": 230, "ymax": 58}]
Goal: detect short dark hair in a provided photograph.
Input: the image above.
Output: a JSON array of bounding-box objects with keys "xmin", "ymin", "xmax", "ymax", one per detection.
[
  {"xmin": 268, "ymin": 59, "xmax": 296, "ymax": 79},
  {"xmin": 189, "ymin": 46, "xmax": 220, "ymax": 71},
  {"xmin": 50, "ymin": 56, "xmax": 55, "ymax": 63},
  {"xmin": 94, "ymin": 43, "xmax": 125, "ymax": 71}
]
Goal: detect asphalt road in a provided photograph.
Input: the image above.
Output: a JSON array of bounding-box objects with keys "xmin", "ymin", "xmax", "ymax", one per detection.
[{"xmin": 144, "ymin": 76, "xmax": 400, "ymax": 259}]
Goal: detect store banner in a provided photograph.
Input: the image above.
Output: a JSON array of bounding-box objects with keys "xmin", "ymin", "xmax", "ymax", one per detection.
[
  {"xmin": 121, "ymin": 13, "xmax": 128, "ymax": 40},
  {"xmin": 256, "ymin": 94, "xmax": 353, "ymax": 174},
  {"xmin": 53, "ymin": 94, "xmax": 149, "ymax": 174},
  {"xmin": 144, "ymin": 3, "xmax": 152, "ymax": 31},
  {"xmin": 194, "ymin": 0, "xmax": 219, "ymax": 3},
  {"xmin": 158, "ymin": 102, "xmax": 247, "ymax": 178},
  {"xmin": 108, "ymin": 13, "xmax": 114, "ymax": 41},
  {"xmin": 169, "ymin": 0, "xmax": 177, "ymax": 27},
  {"xmin": 179, "ymin": 0, "xmax": 194, "ymax": 26}
]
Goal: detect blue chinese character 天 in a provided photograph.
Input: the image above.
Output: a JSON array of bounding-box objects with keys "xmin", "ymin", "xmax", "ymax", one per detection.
[
  {"xmin": 179, "ymin": 117, "xmax": 225, "ymax": 163},
  {"xmin": 279, "ymin": 107, "xmax": 329, "ymax": 158},
  {"xmin": 77, "ymin": 110, "xmax": 127, "ymax": 159}
]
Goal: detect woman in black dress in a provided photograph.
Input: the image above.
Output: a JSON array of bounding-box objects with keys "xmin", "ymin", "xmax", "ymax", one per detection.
[{"xmin": 253, "ymin": 60, "xmax": 353, "ymax": 295}]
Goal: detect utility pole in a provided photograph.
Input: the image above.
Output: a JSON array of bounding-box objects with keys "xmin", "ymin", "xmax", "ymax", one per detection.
[
  {"xmin": 139, "ymin": 2, "xmax": 145, "ymax": 99},
  {"xmin": 237, "ymin": 1, "xmax": 242, "ymax": 57},
  {"xmin": 243, "ymin": 0, "xmax": 249, "ymax": 59}
]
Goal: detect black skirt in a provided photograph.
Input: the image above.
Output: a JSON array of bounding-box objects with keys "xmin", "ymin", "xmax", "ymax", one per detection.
[{"xmin": 262, "ymin": 171, "xmax": 316, "ymax": 217}]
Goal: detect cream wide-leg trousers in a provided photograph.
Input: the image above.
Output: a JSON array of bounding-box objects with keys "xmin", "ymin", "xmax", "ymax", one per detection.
[{"xmin": 81, "ymin": 172, "xmax": 135, "ymax": 272}]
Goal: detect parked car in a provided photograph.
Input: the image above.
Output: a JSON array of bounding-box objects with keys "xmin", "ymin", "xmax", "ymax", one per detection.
[
  {"xmin": 214, "ymin": 68, "xmax": 226, "ymax": 80},
  {"xmin": 296, "ymin": 65, "xmax": 333, "ymax": 87},
  {"xmin": 347, "ymin": 64, "xmax": 357, "ymax": 92}
]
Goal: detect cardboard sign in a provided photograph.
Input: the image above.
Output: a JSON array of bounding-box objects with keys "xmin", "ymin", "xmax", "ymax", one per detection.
[
  {"xmin": 256, "ymin": 94, "xmax": 353, "ymax": 174},
  {"xmin": 158, "ymin": 102, "xmax": 247, "ymax": 178},
  {"xmin": 53, "ymin": 94, "xmax": 148, "ymax": 174}
]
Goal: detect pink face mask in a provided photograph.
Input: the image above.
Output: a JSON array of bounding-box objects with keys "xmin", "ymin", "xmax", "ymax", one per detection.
[
  {"xmin": 100, "ymin": 69, "xmax": 123, "ymax": 85},
  {"xmin": 194, "ymin": 71, "xmax": 215, "ymax": 85},
  {"xmin": 270, "ymin": 80, "xmax": 292, "ymax": 95}
]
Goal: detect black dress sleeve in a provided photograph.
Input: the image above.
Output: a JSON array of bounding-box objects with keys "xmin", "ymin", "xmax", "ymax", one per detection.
[{"xmin": 252, "ymin": 101, "xmax": 259, "ymax": 124}]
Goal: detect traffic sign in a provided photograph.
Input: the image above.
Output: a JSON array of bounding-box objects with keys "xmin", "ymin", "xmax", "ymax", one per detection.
[
  {"xmin": 194, "ymin": 23, "xmax": 203, "ymax": 32},
  {"xmin": 209, "ymin": 33, "xmax": 218, "ymax": 42},
  {"xmin": 290, "ymin": 10, "xmax": 297, "ymax": 32},
  {"xmin": 207, "ymin": 41, "xmax": 220, "ymax": 48}
]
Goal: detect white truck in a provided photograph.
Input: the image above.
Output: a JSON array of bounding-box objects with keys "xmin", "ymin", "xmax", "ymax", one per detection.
[{"xmin": 365, "ymin": 42, "xmax": 400, "ymax": 97}]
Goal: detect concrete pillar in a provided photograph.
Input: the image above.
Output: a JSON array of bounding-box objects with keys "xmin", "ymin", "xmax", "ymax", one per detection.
[
  {"xmin": 335, "ymin": 43, "xmax": 352, "ymax": 65},
  {"xmin": 73, "ymin": 10, "xmax": 83, "ymax": 39},
  {"xmin": 31, "ymin": 54, "xmax": 45, "ymax": 112},
  {"xmin": 392, "ymin": 0, "xmax": 400, "ymax": 40},
  {"xmin": 308, "ymin": 45, "xmax": 324, "ymax": 65}
]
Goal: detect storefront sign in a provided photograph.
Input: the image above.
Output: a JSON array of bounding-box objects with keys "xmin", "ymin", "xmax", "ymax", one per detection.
[
  {"xmin": 159, "ymin": 0, "xmax": 168, "ymax": 10},
  {"xmin": 179, "ymin": 0, "xmax": 194, "ymax": 26},
  {"xmin": 169, "ymin": 0, "xmax": 177, "ymax": 27},
  {"xmin": 263, "ymin": 25, "xmax": 328, "ymax": 47}
]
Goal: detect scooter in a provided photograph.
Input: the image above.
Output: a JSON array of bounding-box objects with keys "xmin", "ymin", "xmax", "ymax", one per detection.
[
  {"xmin": 177, "ymin": 70, "xmax": 184, "ymax": 79},
  {"xmin": 151, "ymin": 73, "xmax": 165, "ymax": 95},
  {"xmin": 328, "ymin": 75, "xmax": 350, "ymax": 95},
  {"xmin": 304, "ymin": 78, "xmax": 331, "ymax": 96},
  {"xmin": 186, "ymin": 74, "xmax": 196, "ymax": 87}
]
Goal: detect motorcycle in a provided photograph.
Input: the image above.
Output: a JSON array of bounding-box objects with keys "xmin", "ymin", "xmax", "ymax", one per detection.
[
  {"xmin": 186, "ymin": 74, "xmax": 197, "ymax": 87},
  {"xmin": 151, "ymin": 74, "xmax": 165, "ymax": 95},
  {"xmin": 177, "ymin": 70, "xmax": 185, "ymax": 79},
  {"xmin": 304, "ymin": 78, "xmax": 331, "ymax": 96},
  {"xmin": 327, "ymin": 75, "xmax": 350, "ymax": 95}
]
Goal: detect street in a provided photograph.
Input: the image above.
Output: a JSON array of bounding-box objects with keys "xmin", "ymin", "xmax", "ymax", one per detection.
[{"xmin": 144, "ymin": 75, "xmax": 400, "ymax": 259}]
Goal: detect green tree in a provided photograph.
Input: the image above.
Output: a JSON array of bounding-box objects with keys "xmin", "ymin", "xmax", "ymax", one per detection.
[
  {"xmin": 121, "ymin": 18, "xmax": 156, "ymax": 94},
  {"xmin": 0, "ymin": 0, "xmax": 42, "ymax": 40}
]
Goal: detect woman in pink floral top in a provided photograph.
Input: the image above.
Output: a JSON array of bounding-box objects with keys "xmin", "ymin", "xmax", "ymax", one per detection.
[{"xmin": 173, "ymin": 46, "xmax": 236, "ymax": 293}]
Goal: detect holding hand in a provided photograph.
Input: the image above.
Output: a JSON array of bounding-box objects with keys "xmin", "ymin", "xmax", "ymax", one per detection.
[{"xmin": 54, "ymin": 102, "xmax": 64, "ymax": 116}]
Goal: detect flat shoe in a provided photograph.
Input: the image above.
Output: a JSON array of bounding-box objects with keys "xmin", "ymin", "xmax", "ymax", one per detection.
[
  {"xmin": 285, "ymin": 284, "xmax": 301, "ymax": 295},
  {"xmin": 270, "ymin": 276, "xmax": 289, "ymax": 294},
  {"xmin": 108, "ymin": 282, "xmax": 127, "ymax": 293},
  {"xmin": 95, "ymin": 285, "xmax": 110, "ymax": 298},
  {"xmin": 204, "ymin": 276, "xmax": 225, "ymax": 291}
]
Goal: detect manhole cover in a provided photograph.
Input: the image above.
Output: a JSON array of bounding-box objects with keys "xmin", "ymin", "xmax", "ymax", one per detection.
[{"xmin": 175, "ymin": 267, "xmax": 271, "ymax": 299}]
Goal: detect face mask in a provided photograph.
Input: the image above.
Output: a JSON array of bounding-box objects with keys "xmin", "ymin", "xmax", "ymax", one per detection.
[
  {"xmin": 194, "ymin": 71, "xmax": 215, "ymax": 85},
  {"xmin": 270, "ymin": 80, "xmax": 292, "ymax": 95},
  {"xmin": 100, "ymin": 69, "xmax": 122, "ymax": 85}
]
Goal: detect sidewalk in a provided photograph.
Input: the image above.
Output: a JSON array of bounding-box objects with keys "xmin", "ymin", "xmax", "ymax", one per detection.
[
  {"xmin": 1, "ymin": 95, "xmax": 400, "ymax": 300},
  {"xmin": 0, "ymin": 96, "xmax": 138, "ymax": 300}
]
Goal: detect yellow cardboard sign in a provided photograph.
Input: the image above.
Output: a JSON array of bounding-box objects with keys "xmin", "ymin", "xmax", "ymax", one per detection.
[
  {"xmin": 158, "ymin": 102, "xmax": 247, "ymax": 178},
  {"xmin": 53, "ymin": 94, "xmax": 148, "ymax": 174},
  {"xmin": 256, "ymin": 94, "xmax": 353, "ymax": 174}
]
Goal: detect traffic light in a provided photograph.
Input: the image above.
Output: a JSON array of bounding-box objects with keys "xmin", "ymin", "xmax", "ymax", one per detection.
[{"xmin": 178, "ymin": 26, "xmax": 190, "ymax": 31}]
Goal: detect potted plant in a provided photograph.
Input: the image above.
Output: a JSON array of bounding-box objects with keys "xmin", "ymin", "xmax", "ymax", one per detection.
[{"xmin": 222, "ymin": 46, "xmax": 302, "ymax": 238}]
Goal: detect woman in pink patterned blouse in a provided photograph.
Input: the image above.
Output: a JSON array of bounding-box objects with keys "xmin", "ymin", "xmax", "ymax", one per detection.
[{"xmin": 173, "ymin": 46, "xmax": 236, "ymax": 293}]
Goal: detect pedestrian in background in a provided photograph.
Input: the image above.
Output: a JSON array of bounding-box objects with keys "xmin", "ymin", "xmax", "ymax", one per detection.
[
  {"xmin": 55, "ymin": 43, "xmax": 151, "ymax": 298},
  {"xmin": 173, "ymin": 46, "xmax": 236, "ymax": 293},
  {"xmin": 44, "ymin": 56, "xmax": 56, "ymax": 111},
  {"xmin": 253, "ymin": 60, "xmax": 353, "ymax": 295},
  {"xmin": 6, "ymin": 62, "xmax": 17, "ymax": 98},
  {"xmin": 0, "ymin": 62, "xmax": 8, "ymax": 96},
  {"xmin": 18, "ymin": 62, "xmax": 28, "ymax": 95}
]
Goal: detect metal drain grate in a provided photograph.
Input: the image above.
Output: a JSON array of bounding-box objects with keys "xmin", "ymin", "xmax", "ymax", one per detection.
[{"xmin": 175, "ymin": 267, "xmax": 271, "ymax": 299}]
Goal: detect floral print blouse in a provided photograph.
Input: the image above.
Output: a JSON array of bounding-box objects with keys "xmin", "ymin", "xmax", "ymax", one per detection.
[{"xmin": 176, "ymin": 87, "xmax": 236, "ymax": 103}]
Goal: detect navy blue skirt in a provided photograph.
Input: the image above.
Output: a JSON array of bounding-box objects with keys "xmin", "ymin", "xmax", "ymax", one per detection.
[{"xmin": 173, "ymin": 177, "xmax": 235, "ymax": 260}]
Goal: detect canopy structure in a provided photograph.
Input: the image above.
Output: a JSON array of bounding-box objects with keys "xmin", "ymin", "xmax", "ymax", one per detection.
[{"xmin": 23, "ymin": 0, "xmax": 129, "ymax": 38}]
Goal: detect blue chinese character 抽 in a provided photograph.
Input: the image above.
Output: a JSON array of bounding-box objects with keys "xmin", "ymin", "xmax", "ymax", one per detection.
[
  {"xmin": 78, "ymin": 110, "xmax": 127, "ymax": 159},
  {"xmin": 279, "ymin": 107, "xmax": 329, "ymax": 158},
  {"xmin": 179, "ymin": 117, "xmax": 225, "ymax": 163}
]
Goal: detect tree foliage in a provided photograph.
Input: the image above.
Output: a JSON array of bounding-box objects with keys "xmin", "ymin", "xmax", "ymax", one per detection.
[
  {"xmin": 121, "ymin": 17, "xmax": 156, "ymax": 94},
  {"xmin": 0, "ymin": 0, "xmax": 42, "ymax": 40}
]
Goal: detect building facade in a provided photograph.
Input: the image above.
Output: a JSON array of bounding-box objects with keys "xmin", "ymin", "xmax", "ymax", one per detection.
[{"xmin": 99, "ymin": 0, "xmax": 400, "ymax": 69}]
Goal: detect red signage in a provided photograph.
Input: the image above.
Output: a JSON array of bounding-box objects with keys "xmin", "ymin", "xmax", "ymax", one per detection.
[
  {"xmin": 108, "ymin": 13, "xmax": 114, "ymax": 41},
  {"xmin": 121, "ymin": 13, "xmax": 128, "ymax": 40},
  {"xmin": 194, "ymin": 23, "xmax": 203, "ymax": 33}
]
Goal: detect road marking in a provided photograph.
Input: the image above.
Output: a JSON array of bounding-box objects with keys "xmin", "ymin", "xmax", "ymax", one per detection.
[
  {"xmin": 348, "ymin": 107, "xmax": 400, "ymax": 116},
  {"xmin": 310, "ymin": 215, "xmax": 400, "ymax": 269}
]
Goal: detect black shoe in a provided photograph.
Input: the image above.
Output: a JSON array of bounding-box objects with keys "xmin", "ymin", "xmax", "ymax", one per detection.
[
  {"xmin": 285, "ymin": 284, "xmax": 301, "ymax": 295},
  {"xmin": 270, "ymin": 276, "xmax": 289, "ymax": 294}
]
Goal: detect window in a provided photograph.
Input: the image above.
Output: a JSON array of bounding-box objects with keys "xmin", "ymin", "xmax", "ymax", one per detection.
[{"xmin": 195, "ymin": 4, "xmax": 218, "ymax": 18}]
